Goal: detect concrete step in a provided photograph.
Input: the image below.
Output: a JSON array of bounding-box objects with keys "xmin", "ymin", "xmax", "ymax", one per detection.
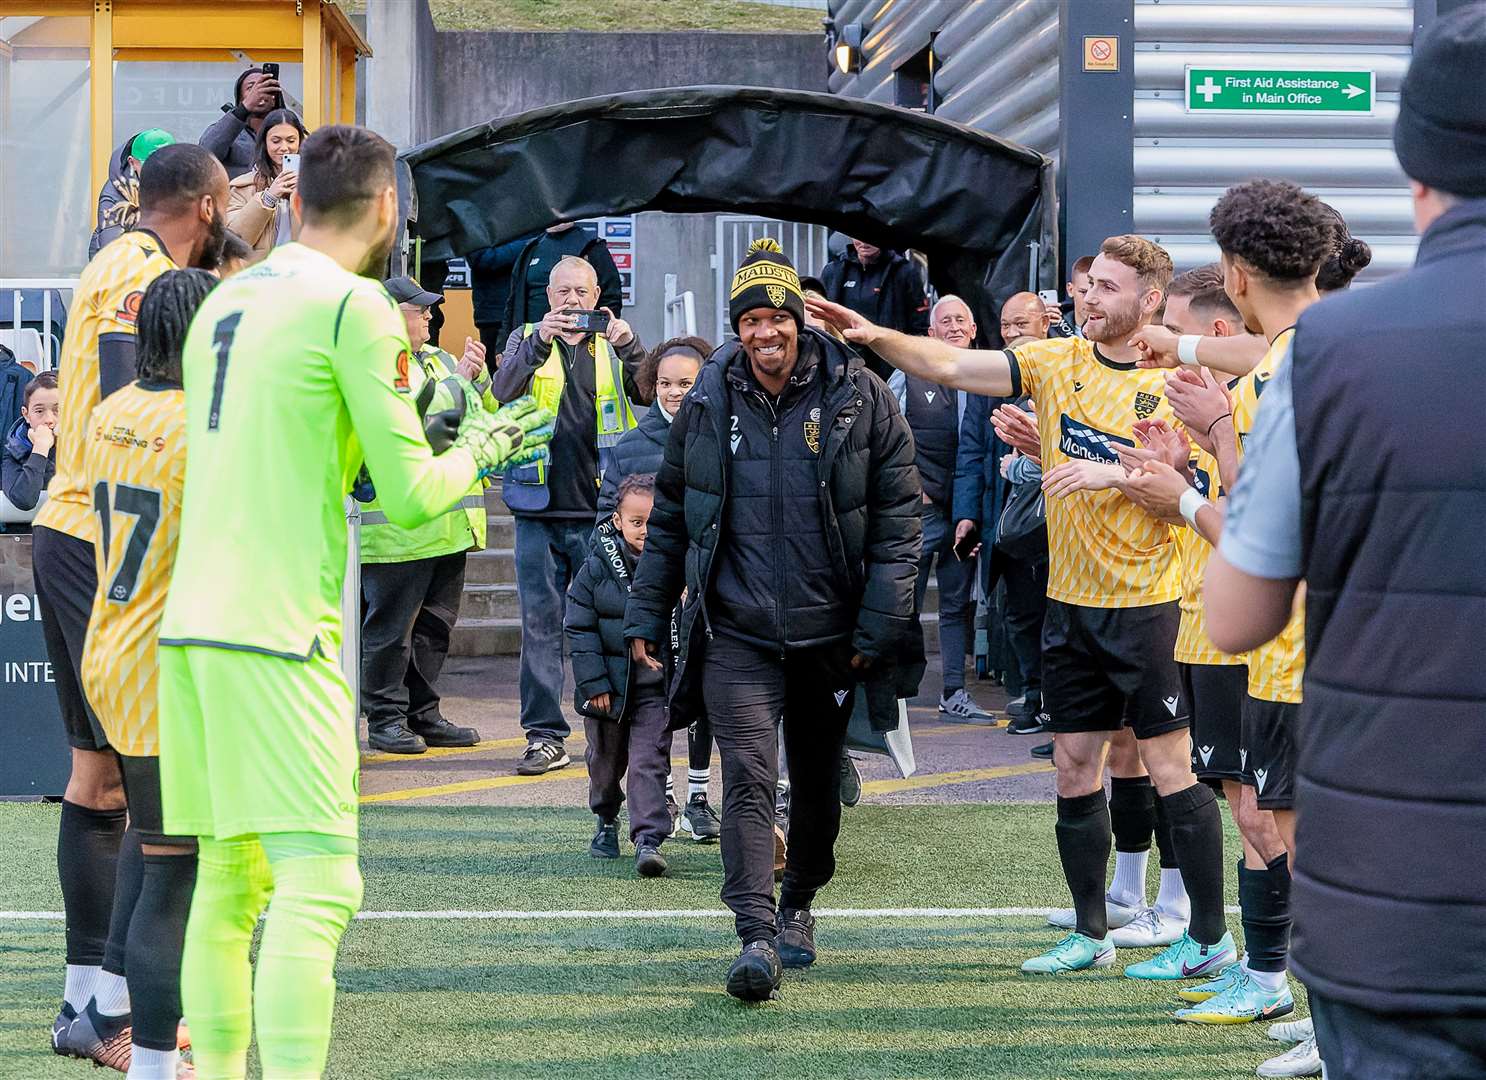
[
  {"xmin": 466, "ymin": 548, "xmax": 516, "ymax": 584},
  {"xmin": 460, "ymin": 583, "xmax": 519, "ymax": 620},
  {"xmin": 486, "ymin": 513, "xmax": 515, "ymax": 549},
  {"xmin": 450, "ymin": 617, "xmax": 523, "ymax": 657}
]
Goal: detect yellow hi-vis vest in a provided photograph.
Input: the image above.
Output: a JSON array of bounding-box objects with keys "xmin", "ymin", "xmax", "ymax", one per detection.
[{"xmin": 503, "ymin": 324, "xmax": 638, "ymax": 510}]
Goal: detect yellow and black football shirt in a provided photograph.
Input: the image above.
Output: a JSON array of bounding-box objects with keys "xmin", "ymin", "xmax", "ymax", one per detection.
[
  {"xmin": 1232, "ymin": 328, "xmax": 1303, "ymax": 704},
  {"xmin": 1007, "ymin": 336, "xmax": 1181, "ymax": 608},
  {"xmin": 1175, "ymin": 437, "xmax": 1245, "ymax": 667},
  {"xmin": 79, "ymin": 381, "xmax": 186, "ymax": 756},
  {"xmin": 35, "ymin": 229, "xmax": 176, "ymax": 542}
]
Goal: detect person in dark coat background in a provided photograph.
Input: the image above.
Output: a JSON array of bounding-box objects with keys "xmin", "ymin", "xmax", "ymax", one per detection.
[
  {"xmin": 820, "ymin": 237, "xmax": 930, "ymax": 378},
  {"xmin": 88, "ymin": 130, "xmax": 175, "ymax": 260},
  {"xmin": 466, "ymin": 233, "xmax": 538, "ymax": 356},
  {"xmin": 503, "ymin": 223, "xmax": 623, "ymax": 340},
  {"xmin": 2, "ymin": 370, "xmax": 58, "ymax": 514},
  {"xmin": 625, "ymin": 239, "xmax": 921, "ymax": 1003},
  {"xmin": 198, "ymin": 67, "xmax": 287, "ymax": 180}
]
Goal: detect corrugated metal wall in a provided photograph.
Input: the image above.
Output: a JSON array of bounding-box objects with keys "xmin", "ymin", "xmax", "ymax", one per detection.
[
  {"xmin": 827, "ymin": 0, "xmax": 1061, "ymax": 158},
  {"xmin": 1133, "ymin": 0, "xmax": 1417, "ymax": 278}
]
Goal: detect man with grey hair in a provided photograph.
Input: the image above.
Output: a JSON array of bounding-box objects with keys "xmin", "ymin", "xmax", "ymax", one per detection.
[
  {"xmin": 494, "ymin": 254, "xmax": 647, "ymax": 775},
  {"xmin": 888, "ymin": 294, "xmax": 993, "ymax": 720}
]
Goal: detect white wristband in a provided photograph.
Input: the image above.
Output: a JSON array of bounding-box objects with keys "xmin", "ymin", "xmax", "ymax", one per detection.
[
  {"xmin": 1177, "ymin": 334, "xmax": 1202, "ymax": 367},
  {"xmin": 1179, "ymin": 487, "xmax": 1206, "ymax": 528}
]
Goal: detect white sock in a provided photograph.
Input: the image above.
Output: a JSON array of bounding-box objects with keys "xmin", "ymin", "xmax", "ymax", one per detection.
[
  {"xmin": 93, "ymin": 969, "xmax": 130, "ymax": 1017},
  {"xmin": 63, "ymin": 964, "xmax": 100, "ymax": 1013},
  {"xmin": 1243, "ymin": 958, "xmax": 1289, "ymax": 992},
  {"xmin": 1155, "ymin": 867, "xmax": 1191, "ymax": 922},
  {"xmin": 665, "ymin": 774, "xmax": 675, "ymax": 798},
  {"xmin": 687, "ymin": 769, "xmax": 709, "ymax": 797},
  {"xmin": 127, "ymin": 1045, "xmax": 178, "ymax": 1080},
  {"xmin": 1109, "ymin": 850, "xmax": 1148, "ymax": 908}
]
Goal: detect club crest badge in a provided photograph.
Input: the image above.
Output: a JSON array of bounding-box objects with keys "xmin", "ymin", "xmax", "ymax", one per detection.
[
  {"xmin": 1134, "ymin": 391, "xmax": 1160, "ymax": 419},
  {"xmin": 804, "ymin": 407, "xmax": 821, "ymax": 454},
  {"xmin": 767, "ymin": 284, "xmax": 787, "ymax": 308}
]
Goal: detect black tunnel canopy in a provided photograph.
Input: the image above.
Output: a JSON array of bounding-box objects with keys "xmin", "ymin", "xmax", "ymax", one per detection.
[{"xmin": 400, "ymin": 85, "xmax": 1056, "ymax": 342}]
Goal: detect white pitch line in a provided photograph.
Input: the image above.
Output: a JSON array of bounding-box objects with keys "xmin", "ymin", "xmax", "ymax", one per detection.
[{"xmin": 0, "ymin": 905, "xmax": 1242, "ymax": 922}]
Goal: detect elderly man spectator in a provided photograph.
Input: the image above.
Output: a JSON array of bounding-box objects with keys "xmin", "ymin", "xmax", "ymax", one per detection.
[
  {"xmin": 494, "ymin": 255, "xmax": 645, "ymax": 775},
  {"xmin": 199, "ymin": 66, "xmax": 287, "ymax": 179},
  {"xmin": 88, "ymin": 129, "xmax": 175, "ymax": 259},
  {"xmin": 625, "ymin": 238, "xmax": 919, "ymax": 1002},
  {"xmin": 357, "ymin": 275, "xmax": 493, "ymax": 755},
  {"xmin": 953, "ymin": 293, "xmax": 1050, "ymax": 732},
  {"xmin": 820, "ymin": 237, "xmax": 930, "ymax": 377},
  {"xmin": 504, "ymin": 223, "xmax": 623, "ymax": 335},
  {"xmin": 1204, "ymin": 11, "xmax": 1486, "ymax": 1075},
  {"xmin": 888, "ymin": 295, "xmax": 993, "ymax": 721}
]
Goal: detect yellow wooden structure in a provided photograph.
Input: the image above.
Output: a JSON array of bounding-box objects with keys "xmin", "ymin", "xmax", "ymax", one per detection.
[{"xmin": 0, "ymin": 0, "xmax": 370, "ymax": 198}]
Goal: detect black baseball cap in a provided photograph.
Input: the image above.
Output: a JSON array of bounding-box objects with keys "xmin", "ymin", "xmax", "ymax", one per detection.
[{"xmin": 383, "ymin": 275, "xmax": 443, "ymax": 306}]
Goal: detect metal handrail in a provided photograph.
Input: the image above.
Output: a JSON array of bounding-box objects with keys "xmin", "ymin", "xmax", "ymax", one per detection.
[{"xmin": 0, "ymin": 278, "xmax": 79, "ymax": 372}]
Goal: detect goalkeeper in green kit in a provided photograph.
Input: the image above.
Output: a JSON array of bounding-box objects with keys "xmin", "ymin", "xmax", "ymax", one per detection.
[{"xmin": 155, "ymin": 126, "xmax": 552, "ymax": 1080}]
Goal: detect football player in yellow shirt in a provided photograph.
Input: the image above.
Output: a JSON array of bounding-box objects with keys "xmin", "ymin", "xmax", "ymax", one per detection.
[
  {"xmin": 1124, "ymin": 182, "xmax": 1368, "ymax": 1051},
  {"xmin": 810, "ymin": 235, "xmax": 1235, "ymax": 982},
  {"xmin": 36, "ymin": 144, "xmax": 229, "ymax": 1065},
  {"xmin": 78, "ymin": 269, "xmax": 218, "ymax": 1078}
]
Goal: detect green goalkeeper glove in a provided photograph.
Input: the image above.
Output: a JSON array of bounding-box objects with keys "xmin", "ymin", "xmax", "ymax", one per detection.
[{"xmin": 452, "ymin": 395, "xmax": 555, "ymax": 477}]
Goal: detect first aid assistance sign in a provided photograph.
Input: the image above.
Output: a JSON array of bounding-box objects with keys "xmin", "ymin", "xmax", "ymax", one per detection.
[{"xmin": 1185, "ymin": 67, "xmax": 1375, "ymax": 114}]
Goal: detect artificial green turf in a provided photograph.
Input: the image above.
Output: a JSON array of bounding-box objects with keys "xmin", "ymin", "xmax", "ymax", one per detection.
[{"xmin": 0, "ymin": 803, "xmax": 1295, "ymax": 1079}]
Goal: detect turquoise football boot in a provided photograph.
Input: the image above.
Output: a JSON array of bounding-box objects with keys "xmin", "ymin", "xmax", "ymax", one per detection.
[
  {"xmin": 1123, "ymin": 930, "xmax": 1236, "ymax": 981},
  {"xmin": 1175, "ymin": 967, "xmax": 1295, "ymax": 1025},
  {"xmin": 1021, "ymin": 933, "xmax": 1115, "ymax": 975}
]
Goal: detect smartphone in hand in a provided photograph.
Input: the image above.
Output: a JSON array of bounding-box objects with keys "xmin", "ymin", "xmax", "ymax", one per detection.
[
  {"xmin": 953, "ymin": 525, "xmax": 980, "ymax": 562},
  {"xmin": 281, "ymin": 153, "xmax": 300, "ymax": 174},
  {"xmin": 567, "ymin": 309, "xmax": 611, "ymax": 335}
]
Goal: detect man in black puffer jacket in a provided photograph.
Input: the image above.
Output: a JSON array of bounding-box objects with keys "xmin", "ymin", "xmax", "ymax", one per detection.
[{"xmin": 625, "ymin": 239, "xmax": 921, "ymax": 1002}]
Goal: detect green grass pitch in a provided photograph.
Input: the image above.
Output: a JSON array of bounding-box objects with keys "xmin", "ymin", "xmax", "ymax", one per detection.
[{"xmin": 0, "ymin": 803, "xmax": 1298, "ymax": 1078}]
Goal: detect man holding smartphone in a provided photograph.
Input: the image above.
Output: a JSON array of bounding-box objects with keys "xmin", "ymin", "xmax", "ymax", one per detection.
[
  {"xmin": 199, "ymin": 66, "xmax": 287, "ymax": 179},
  {"xmin": 492, "ymin": 255, "xmax": 646, "ymax": 776},
  {"xmin": 886, "ymin": 296, "xmax": 994, "ymax": 722}
]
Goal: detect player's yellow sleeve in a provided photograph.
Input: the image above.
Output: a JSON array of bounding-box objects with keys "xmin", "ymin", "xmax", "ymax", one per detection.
[
  {"xmin": 331, "ymin": 287, "xmax": 479, "ymax": 529},
  {"xmin": 1008, "ymin": 339, "xmax": 1050, "ymax": 400}
]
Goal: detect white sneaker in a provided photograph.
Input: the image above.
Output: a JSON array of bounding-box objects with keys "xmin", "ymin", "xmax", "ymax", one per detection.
[
  {"xmin": 1109, "ymin": 906, "xmax": 1187, "ymax": 948},
  {"xmin": 1046, "ymin": 892, "xmax": 1141, "ymax": 931},
  {"xmin": 1257, "ymin": 1035, "xmax": 1322, "ymax": 1078},
  {"xmin": 1268, "ymin": 1016, "xmax": 1315, "ymax": 1043}
]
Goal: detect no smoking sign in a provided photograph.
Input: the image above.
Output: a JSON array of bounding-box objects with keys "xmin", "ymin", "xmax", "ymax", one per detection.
[{"xmin": 1083, "ymin": 35, "xmax": 1119, "ymax": 73}]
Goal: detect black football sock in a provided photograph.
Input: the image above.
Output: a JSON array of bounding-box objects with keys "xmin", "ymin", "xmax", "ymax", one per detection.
[
  {"xmin": 58, "ymin": 801, "xmax": 127, "ymax": 967},
  {"xmin": 1160, "ymin": 783, "xmax": 1227, "ymax": 945},
  {"xmin": 126, "ymin": 853, "xmax": 199, "ymax": 1051},
  {"xmin": 101, "ymin": 826, "xmax": 144, "ymax": 979},
  {"xmin": 1108, "ymin": 775, "xmax": 1155, "ymax": 853},
  {"xmin": 1152, "ymin": 786, "xmax": 1181, "ymax": 871},
  {"xmin": 1055, "ymin": 791, "xmax": 1112, "ymax": 939},
  {"xmin": 1239, "ymin": 854, "xmax": 1292, "ymax": 973}
]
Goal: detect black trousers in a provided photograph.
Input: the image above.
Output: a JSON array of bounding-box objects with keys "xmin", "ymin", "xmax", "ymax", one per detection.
[
  {"xmin": 995, "ymin": 550, "xmax": 1048, "ymax": 702},
  {"xmin": 1312, "ymin": 992, "xmax": 1486, "ymax": 1080},
  {"xmin": 701, "ymin": 634, "xmax": 854, "ymax": 943},
  {"xmin": 585, "ymin": 684, "xmax": 673, "ymax": 847},
  {"xmin": 361, "ymin": 551, "xmax": 467, "ymax": 728}
]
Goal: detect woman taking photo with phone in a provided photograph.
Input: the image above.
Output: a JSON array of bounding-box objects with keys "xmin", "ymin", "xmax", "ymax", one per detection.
[{"xmin": 225, "ymin": 108, "xmax": 308, "ymax": 260}]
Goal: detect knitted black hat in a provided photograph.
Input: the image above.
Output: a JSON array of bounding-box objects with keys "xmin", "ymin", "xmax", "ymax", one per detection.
[
  {"xmin": 1394, "ymin": 6, "xmax": 1486, "ymax": 198},
  {"xmin": 729, "ymin": 238, "xmax": 805, "ymax": 332}
]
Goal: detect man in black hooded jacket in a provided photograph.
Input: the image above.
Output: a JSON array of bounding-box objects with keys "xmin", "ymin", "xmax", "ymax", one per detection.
[{"xmin": 624, "ymin": 239, "xmax": 921, "ymax": 1002}]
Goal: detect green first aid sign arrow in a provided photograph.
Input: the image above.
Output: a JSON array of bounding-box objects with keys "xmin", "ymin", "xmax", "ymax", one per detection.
[{"xmin": 1185, "ymin": 67, "xmax": 1375, "ymax": 114}]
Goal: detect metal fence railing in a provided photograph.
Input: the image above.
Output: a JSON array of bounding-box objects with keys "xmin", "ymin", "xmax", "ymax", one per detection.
[{"xmin": 0, "ymin": 278, "xmax": 79, "ymax": 372}]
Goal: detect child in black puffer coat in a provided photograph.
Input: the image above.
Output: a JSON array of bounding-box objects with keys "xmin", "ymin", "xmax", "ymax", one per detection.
[{"xmin": 564, "ymin": 473, "xmax": 675, "ymax": 878}]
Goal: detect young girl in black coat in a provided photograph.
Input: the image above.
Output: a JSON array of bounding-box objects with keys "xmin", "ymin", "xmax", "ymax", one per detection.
[{"xmin": 564, "ymin": 473, "xmax": 675, "ymax": 877}]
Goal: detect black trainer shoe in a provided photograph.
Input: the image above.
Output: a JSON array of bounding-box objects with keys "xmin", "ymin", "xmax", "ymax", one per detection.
[
  {"xmin": 1030, "ymin": 740, "xmax": 1054, "ymax": 760},
  {"xmin": 516, "ymin": 741, "xmax": 569, "ymax": 775},
  {"xmin": 590, "ymin": 817, "xmax": 620, "ymax": 859},
  {"xmin": 59, "ymin": 1000, "xmax": 131, "ymax": 1070},
  {"xmin": 407, "ymin": 713, "xmax": 479, "ymax": 747},
  {"xmin": 367, "ymin": 720, "xmax": 427, "ymax": 754},
  {"xmin": 839, "ymin": 752, "xmax": 863, "ymax": 808},
  {"xmin": 776, "ymin": 907, "xmax": 817, "ymax": 969},
  {"xmin": 726, "ymin": 939, "xmax": 782, "ymax": 1002},
  {"xmin": 1007, "ymin": 712, "xmax": 1049, "ymax": 735},
  {"xmin": 51, "ymin": 1002, "xmax": 76, "ymax": 1056},
  {"xmin": 666, "ymin": 794, "xmax": 681, "ymax": 839},
  {"xmin": 635, "ymin": 844, "xmax": 668, "ymax": 877},
  {"xmin": 682, "ymin": 793, "xmax": 721, "ymax": 842}
]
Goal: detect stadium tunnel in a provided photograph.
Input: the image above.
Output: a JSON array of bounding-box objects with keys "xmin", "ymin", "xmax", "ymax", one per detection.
[{"xmin": 397, "ymin": 86, "xmax": 1057, "ymax": 347}]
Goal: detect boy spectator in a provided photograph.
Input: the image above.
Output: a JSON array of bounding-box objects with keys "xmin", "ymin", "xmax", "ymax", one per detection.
[
  {"xmin": 3, "ymin": 371, "xmax": 58, "ymax": 513},
  {"xmin": 566, "ymin": 473, "xmax": 674, "ymax": 877}
]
